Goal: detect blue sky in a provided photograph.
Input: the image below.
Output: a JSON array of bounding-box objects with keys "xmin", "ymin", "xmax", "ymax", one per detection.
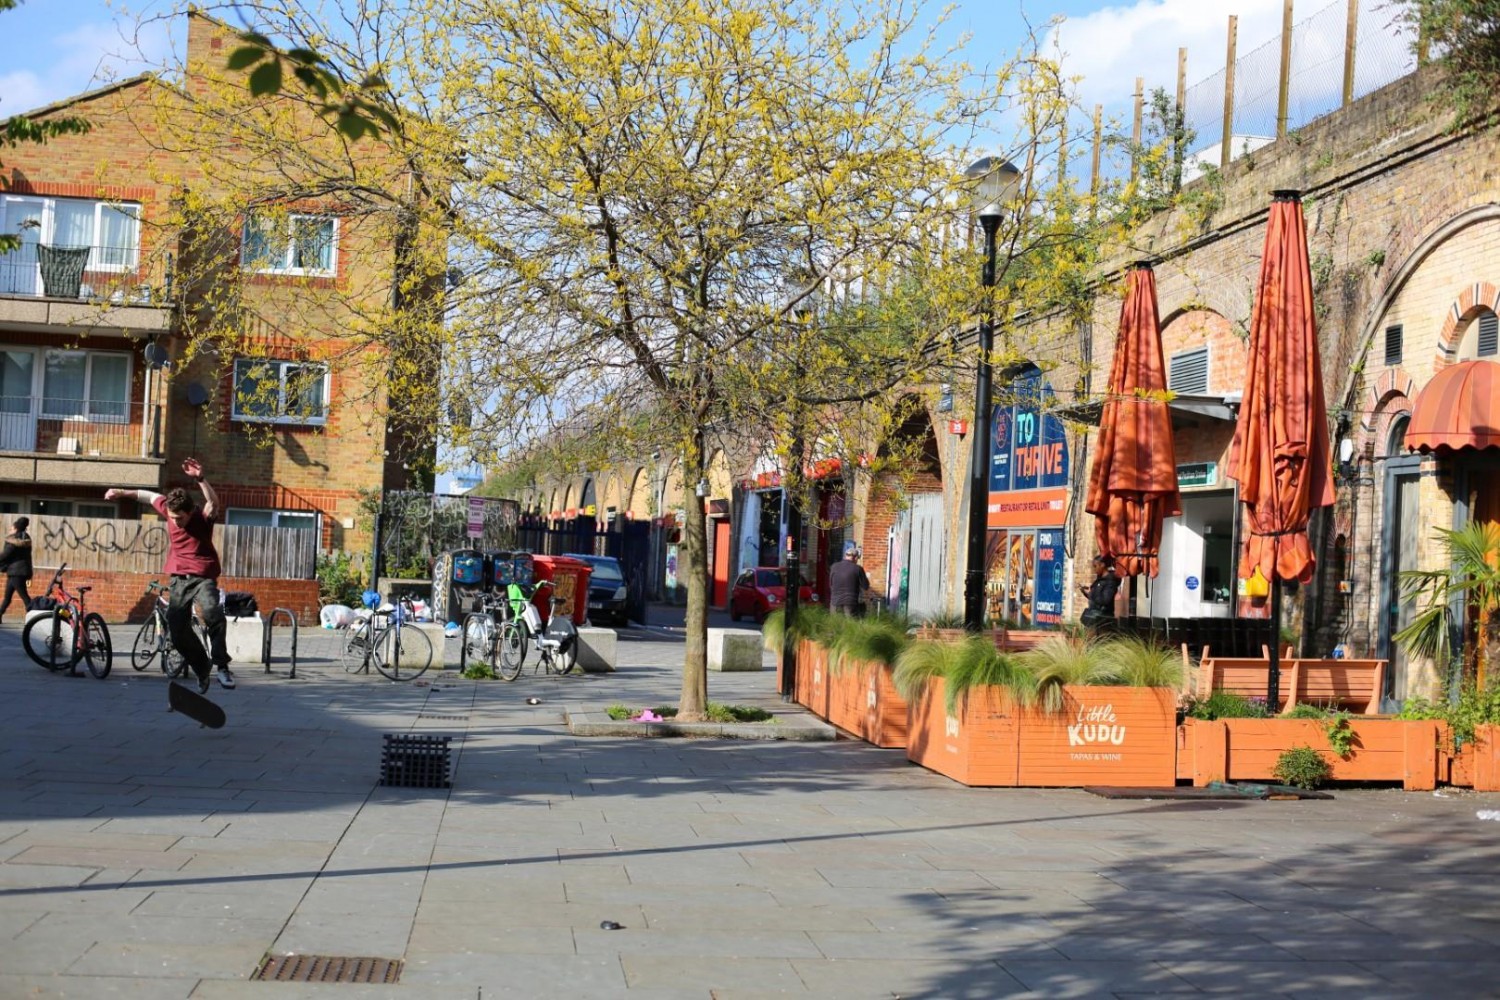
[{"xmin": 3, "ymin": 1, "xmax": 1305, "ymax": 120}]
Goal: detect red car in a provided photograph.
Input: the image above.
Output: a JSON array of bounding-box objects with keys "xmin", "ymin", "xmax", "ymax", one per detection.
[{"xmin": 730, "ymin": 567, "xmax": 819, "ymax": 623}]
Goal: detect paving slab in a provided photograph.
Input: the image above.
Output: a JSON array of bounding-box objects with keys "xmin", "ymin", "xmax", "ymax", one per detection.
[{"xmin": 0, "ymin": 617, "xmax": 1498, "ymax": 998}]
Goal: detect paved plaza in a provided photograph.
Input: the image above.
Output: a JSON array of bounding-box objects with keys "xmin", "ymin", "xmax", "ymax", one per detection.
[{"xmin": 1, "ymin": 610, "xmax": 1498, "ymax": 999}]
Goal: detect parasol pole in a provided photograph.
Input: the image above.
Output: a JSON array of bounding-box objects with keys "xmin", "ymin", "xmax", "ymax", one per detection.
[{"xmin": 1267, "ymin": 574, "xmax": 1282, "ymax": 711}]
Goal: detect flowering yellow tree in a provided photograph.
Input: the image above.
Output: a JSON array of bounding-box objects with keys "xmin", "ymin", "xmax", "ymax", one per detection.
[{"xmin": 167, "ymin": 0, "xmax": 1136, "ymax": 719}]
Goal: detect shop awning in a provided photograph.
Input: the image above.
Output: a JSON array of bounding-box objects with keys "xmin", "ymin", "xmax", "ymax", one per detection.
[{"xmin": 1407, "ymin": 359, "xmax": 1500, "ymax": 452}]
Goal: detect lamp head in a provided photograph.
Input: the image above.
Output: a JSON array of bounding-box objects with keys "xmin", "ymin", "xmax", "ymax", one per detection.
[{"xmin": 963, "ymin": 156, "xmax": 1021, "ymax": 222}]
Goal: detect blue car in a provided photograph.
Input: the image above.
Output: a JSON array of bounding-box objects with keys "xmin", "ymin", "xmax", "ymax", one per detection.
[{"xmin": 564, "ymin": 554, "xmax": 630, "ymax": 627}]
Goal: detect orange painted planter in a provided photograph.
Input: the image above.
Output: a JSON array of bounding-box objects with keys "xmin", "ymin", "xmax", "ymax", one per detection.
[
  {"xmin": 821, "ymin": 656, "xmax": 910, "ymax": 747},
  {"xmin": 1444, "ymin": 724, "xmax": 1500, "ymax": 791},
  {"xmin": 907, "ymin": 678, "xmax": 1019, "ymax": 786},
  {"xmin": 906, "ymin": 680, "xmax": 1177, "ymax": 788},
  {"xmin": 863, "ymin": 663, "xmax": 910, "ymax": 749},
  {"xmin": 1177, "ymin": 717, "xmax": 1445, "ymax": 789},
  {"xmin": 795, "ymin": 638, "xmax": 829, "ymax": 720},
  {"xmin": 826, "ymin": 658, "xmax": 869, "ymax": 735}
]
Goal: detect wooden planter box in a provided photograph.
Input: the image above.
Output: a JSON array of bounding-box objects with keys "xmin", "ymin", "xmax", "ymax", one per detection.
[
  {"xmin": 821, "ymin": 657, "xmax": 910, "ymax": 748},
  {"xmin": 794, "ymin": 637, "xmax": 829, "ymax": 720},
  {"xmin": 863, "ymin": 662, "xmax": 909, "ymax": 748},
  {"xmin": 906, "ymin": 680, "xmax": 1177, "ymax": 788},
  {"xmin": 1177, "ymin": 717, "xmax": 1446, "ymax": 789},
  {"xmin": 1442, "ymin": 724, "xmax": 1500, "ymax": 791}
]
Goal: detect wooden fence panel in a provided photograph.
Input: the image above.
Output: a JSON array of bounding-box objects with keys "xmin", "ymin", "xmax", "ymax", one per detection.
[{"xmin": 27, "ymin": 514, "xmax": 315, "ymax": 579}]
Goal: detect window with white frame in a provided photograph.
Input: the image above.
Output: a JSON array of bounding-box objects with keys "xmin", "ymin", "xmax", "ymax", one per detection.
[
  {"xmin": 241, "ymin": 213, "xmax": 337, "ymax": 275},
  {"xmin": 225, "ymin": 508, "xmax": 319, "ymax": 531},
  {"xmin": 232, "ymin": 358, "xmax": 329, "ymax": 424},
  {"xmin": 42, "ymin": 350, "xmax": 130, "ymax": 422},
  {"xmin": 0, "ymin": 195, "xmax": 141, "ymax": 272}
]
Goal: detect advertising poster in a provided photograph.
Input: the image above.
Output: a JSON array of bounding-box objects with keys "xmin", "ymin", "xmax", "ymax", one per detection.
[{"xmin": 1033, "ymin": 529, "xmax": 1065, "ymax": 627}]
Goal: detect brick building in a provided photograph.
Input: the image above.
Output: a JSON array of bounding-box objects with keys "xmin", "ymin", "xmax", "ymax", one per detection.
[{"xmin": 0, "ymin": 10, "xmax": 433, "ymax": 591}]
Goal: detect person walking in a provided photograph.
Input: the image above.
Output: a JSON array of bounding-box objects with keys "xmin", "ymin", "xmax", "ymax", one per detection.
[
  {"xmin": 105, "ymin": 458, "xmax": 234, "ymax": 692},
  {"xmin": 828, "ymin": 541, "xmax": 871, "ymax": 617},
  {"xmin": 1079, "ymin": 555, "xmax": 1120, "ymax": 630},
  {"xmin": 0, "ymin": 516, "xmax": 34, "ymax": 624}
]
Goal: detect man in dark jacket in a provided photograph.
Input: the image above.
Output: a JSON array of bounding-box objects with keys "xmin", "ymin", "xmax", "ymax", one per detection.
[
  {"xmin": 828, "ymin": 541, "xmax": 871, "ymax": 617},
  {"xmin": 0, "ymin": 516, "xmax": 33, "ymax": 624}
]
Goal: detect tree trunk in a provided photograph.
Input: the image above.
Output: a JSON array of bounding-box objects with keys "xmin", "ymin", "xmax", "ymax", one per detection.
[{"xmin": 678, "ymin": 437, "xmax": 709, "ymax": 721}]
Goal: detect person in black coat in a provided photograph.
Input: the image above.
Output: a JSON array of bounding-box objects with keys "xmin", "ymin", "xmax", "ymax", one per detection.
[
  {"xmin": 0, "ymin": 516, "xmax": 34, "ymax": 624},
  {"xmin": 1079, "ymin": 554, "xmax": 1120, "ymax": 630}
]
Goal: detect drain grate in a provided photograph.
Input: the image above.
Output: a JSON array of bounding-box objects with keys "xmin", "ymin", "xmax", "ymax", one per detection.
[
  {"xmin": 380, "ymin": 733, "xmax": 452, "ymax": 788},
  {"xmin": 418, "ymin": 713, "xmax": 468, "ymax": 721},
  {"xmin": 253, "ymin": 954, "xmax": 403, "ymax": 983}
]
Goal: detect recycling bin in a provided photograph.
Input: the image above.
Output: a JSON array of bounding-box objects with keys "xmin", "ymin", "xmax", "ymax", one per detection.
[{"xmin": 531, "ymin": 554, "xmax": 592, "ymax": 623}]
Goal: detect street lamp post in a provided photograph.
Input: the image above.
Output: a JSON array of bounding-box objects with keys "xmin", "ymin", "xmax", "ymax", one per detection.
[{"xmin": 962, "ymin": 156, "xmax": 1021, "ymax": 632}]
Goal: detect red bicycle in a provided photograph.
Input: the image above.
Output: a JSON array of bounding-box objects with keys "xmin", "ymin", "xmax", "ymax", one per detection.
[{"xmin": 21, "ymin": 563, "xmax": 113, "ymax": 679}]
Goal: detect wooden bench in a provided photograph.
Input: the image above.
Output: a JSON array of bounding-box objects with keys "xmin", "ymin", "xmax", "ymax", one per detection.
[
  {"xmin": 995, "ymin": 629, "xmax": 1051, "ymax": 652},
  {"xmin": 1189, "ymin": 646, "xmax": 1386, "ymax": 714}
]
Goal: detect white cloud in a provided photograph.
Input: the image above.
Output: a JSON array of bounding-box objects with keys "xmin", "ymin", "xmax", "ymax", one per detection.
[
  {"xmin": 1, "ymin": 15, "xmax": 174, "ymax": 114},
  {"xmin": 1050, "ymin": 0, "xmax": 1287, "ymax": 112},
  {"xmin": 0, "ymin": 71, "xmax": 50, "ymax": 116}
]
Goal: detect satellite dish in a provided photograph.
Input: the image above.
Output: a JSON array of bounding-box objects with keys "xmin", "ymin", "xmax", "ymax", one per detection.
[
  {"xmin": 143, "ymin": 342, "xmax": 169, "ymax": 369},
  {"xmin": 185, "ymin": 382, "xmax": 209, "ymax": 407}
]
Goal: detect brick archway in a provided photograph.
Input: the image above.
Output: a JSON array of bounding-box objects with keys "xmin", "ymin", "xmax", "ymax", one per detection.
[
  {"xmin": 1436, "ymin": 282, "xmax": 1500, "ymax": 365},
  {"xmin": 1353, "ymin": 368, "xmax": 1416, "ymax": 462}
]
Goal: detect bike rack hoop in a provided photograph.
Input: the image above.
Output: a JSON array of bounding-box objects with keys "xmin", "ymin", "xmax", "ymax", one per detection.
[{"xmin": 261, "ymin": 608, "xmax": 299, "ymax": 679}]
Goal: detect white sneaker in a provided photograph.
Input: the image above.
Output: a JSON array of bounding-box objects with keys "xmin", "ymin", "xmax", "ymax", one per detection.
[{"xmin": 216, "ymin": 667, "xmax": 236, "ymax": 690}]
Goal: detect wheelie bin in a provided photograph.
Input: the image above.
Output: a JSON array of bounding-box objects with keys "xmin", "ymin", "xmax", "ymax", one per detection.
[{"xmin": 531, "ymin": 554, "xmax": 592, "ymax": 624}]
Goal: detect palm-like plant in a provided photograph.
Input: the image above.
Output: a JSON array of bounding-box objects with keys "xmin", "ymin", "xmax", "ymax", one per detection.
[{"xmin": 1396, "ymin": 521, "xmax": 1500, "ymax": 690}]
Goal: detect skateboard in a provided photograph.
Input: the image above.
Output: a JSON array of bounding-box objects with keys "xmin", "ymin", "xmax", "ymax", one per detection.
[{"xmin": 168, "ymin": 680, "xmax": 226, "ymax": 729}]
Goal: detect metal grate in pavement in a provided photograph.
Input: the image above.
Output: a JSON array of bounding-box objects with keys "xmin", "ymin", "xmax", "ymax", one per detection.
[
  {"xmin": 418, "ymin": 713, "xmax": 468, "ymax": 721},
  {"xmin": 380, "ymin": 733, "xmax": 452, "ymax": 788},
  {"xmin": 253, "ymin": 954, "xmax": 403, "ymax": 983}
]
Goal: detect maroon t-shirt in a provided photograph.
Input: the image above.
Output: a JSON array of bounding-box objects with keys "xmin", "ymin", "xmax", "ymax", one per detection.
[{"xmin": 151, "ymin": 495, "xmax": 221, "ymax": 578}]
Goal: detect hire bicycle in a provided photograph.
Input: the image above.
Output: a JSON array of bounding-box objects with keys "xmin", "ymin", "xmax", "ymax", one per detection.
[
  {"xmin": 460, "ymin": 579, "xmax": 578, "ymax": 681},
  {"xmin": 130, "ymin": 580, "xmax": 210, "ymax": 677},
  {"xmin": 341, "ymin": 595, "xmax": 434, "ymax": 681},
  {"xmin": 21, "ymin": 563, "xmax": 113, "ymax": 678}
]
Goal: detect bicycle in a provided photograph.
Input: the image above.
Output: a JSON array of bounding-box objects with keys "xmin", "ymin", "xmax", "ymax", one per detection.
[
  {"xmin": 341, "ymin": 595, "xmax": 433, "ymax": 681},
  {"xmin": 497, "ymin": 579, "xmax": 577, "ymax": 679},
  {"xmin": 21, "ymin": 563, "xmax": 113, "ymax": 679},
  {"xmin": 459, "ymin": 592, "xmax": 514, "ymax": 680},
  {"xmin": 130, "ymin": 580, "xmax": 210, "ymax": 677}
]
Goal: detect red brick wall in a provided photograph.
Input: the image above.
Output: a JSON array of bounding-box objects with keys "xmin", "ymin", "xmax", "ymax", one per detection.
[{"xmin": 25, "ymin": 568, "xmax": 320, "ymax": 625}]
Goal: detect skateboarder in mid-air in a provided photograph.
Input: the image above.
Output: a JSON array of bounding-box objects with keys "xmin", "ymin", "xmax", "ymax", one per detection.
[{"xmin": 106, "ymin": 458, "xmax": 235, "ymax": 695}]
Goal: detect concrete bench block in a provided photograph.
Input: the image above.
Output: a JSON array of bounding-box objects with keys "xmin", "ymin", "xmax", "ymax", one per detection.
[
  {"xmin": 708, "ymin": 628, "xmax": 765, "ymax": 672},
  {"xmin": 410, "ymin": 622, "xmax": 452, "ymax": 668},
  {"xmin": 575, "ymin": 627, "xmax": 617, "ymax": 673},
  {"xmin": 223, "ymin": 617, "xmax": 265, "ymax": 664}
]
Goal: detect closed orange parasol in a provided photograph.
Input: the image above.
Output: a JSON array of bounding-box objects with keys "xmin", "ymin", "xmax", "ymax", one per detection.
[
  {"xmin": 1227, "ymin": 191, "xmax": 1336, "ymax": 707},
  {"xmin": 1086, "ymin": 263, "xmax": 1181, "ymax": 580}
]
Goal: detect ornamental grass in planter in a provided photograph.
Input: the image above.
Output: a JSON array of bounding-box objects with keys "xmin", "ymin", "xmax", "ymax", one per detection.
[{"xmin": 894, "ymin": 634, "xmax": 1181, "ymax": 788}]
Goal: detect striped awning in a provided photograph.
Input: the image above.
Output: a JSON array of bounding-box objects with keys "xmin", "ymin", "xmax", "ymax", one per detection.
[{"xmin": 1407, "ymin": 359, "xmax": 1500, "ymax": 453}]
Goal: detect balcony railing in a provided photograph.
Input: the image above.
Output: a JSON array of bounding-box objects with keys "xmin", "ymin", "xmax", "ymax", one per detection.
[
  {"xmin": 0, "ymin": 396, "xmax": 163, "ymax": 458},
  {"xmin": 0, "ymin": 243, "xmax": 170, "ymax": 305}
]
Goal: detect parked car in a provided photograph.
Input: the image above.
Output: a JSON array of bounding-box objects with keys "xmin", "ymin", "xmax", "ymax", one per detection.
[
  {"xmin": 730, "ymin": 566, "xmax": 819, "ymax": 624},
  {"xmin": 564, "ymin": 553, "xmax": 630, "ymax": 626}
]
